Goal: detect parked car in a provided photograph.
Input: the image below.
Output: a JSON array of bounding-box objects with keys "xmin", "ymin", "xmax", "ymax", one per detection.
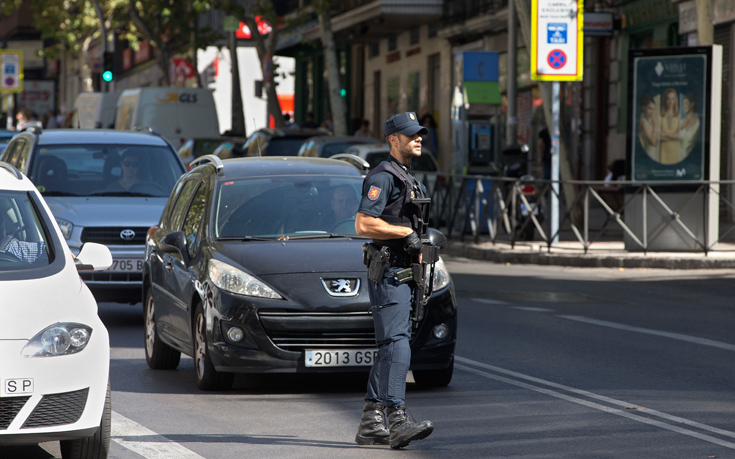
[
  {"xmin": 0, "ymin": 161, "xmax": 113, "ymax": 458},
  {"xmin": 0, "ymin": 130, "xmax": 15, "ymax": 155},
  {"xmin": 0, "ymin": 126, "xmax": 186, "ymax": 304},
  {"xmin": 296, "ymin": 135, "xmax": 377, "ymax": 158},
  {"xmin": 240, "ymin": 127, "xmax": 330, "ymax": 157},
  {"xmin": 177, "ymin": 136, "xmax": 247, "ymax": 168},
  {"xmin": 342, "ymin": 143, "xmax": 439, "ymax": 173},
  {"xmin": 142, "ymin": 155, "xmax": 456, "ymax": 391}
]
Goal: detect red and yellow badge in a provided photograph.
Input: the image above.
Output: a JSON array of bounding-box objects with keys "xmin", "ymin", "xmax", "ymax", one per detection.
[{"xmin": 368, "ymin": 185, "xmax": 382, "ymax": 201}]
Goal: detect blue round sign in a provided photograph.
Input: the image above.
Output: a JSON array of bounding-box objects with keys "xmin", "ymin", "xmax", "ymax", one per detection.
[{"xmin": 547, "ymin": 50, "xmax": 567, "ymax": 70}]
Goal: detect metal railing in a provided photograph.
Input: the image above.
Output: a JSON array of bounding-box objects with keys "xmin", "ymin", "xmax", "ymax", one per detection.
[{"xmin": 414, "ymin": 171, "xmax": 735, "ymax": 255}]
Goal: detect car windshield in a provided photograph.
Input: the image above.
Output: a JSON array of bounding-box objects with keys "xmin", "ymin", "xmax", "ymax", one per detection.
[
  {"xmin": 266, "ymin": 138, "xmax": 310, "ymax": 156},
  {"xmin": 0, "ymin": 191, "xmax": 54, "ymax": 270},
  {"xmin": 193, "ymin": 139, "xmax": 226, "ymax": 158},
  {"xmin": 215, "ymin": 176, "xmax": 364, "ymax": 239},
  {"xmin": 29, "ymin": 144, "xmax": 183, "ymax": 197}
]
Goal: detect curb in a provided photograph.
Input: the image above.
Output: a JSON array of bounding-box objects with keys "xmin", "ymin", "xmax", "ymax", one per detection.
[{"xmin": 442, "ymin": 241, "xmax": 735, "ymax": 270}]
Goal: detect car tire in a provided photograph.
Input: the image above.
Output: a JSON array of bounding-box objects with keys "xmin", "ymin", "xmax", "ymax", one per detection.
[
  {"xmin": 194, "ymin": 302, "xmax": 234, "ymax": 391},
  {"xmin": 144, "ymin": 290, "xmax": 181, "ymax": 370},
  {"xmin": 412, "ymin": 357, "xmax": 454, "ymax": 387},
  {"xmin": 59, "ymin": 380, "xmax": 111, "ymax": 459}
]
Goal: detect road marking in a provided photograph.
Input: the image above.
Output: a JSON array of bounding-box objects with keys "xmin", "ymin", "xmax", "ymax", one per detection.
[
  {"xmin": 112, "ymin": 411, "xmax": 205, "ymax": 459},
  {"xmin": 456, "ymin": 356, "xmax": 735, "ymax": 449},
  {"xmin": 512, "ymin": 306, "xmax": 554, "ymax": 312},
  {"xmin": 558, "ymin": 315, "xmax": 735, "ymax": 352},
  {"xmin": 471, "ymin": 298, "xmax": 507, "ymax": 304}
]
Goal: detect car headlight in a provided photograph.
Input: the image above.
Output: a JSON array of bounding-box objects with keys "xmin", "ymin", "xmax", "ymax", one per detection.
[
  {"xmin": 56, "ymin": 218, "xmax": 73, "ymax": 240},
  {"xmin": 426, "ymin": 257, "xmax": 450, "ymax": 292},
  {"xmin": 22, "ymin": 323, "xmax": 93, "ymax": 357},
  {"xmin": 209, "ymin": 259, "xmax": 283, "ymax": 299}
]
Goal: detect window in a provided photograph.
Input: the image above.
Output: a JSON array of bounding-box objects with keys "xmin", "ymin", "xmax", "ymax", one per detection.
[
  {"xmin": 388, "ymin": 35, "xmax": 397, "ymax": 52},
  {"xmin": 410, "ymin": 27, "xmax": 420, "ymax": 45},
  {"xmin": 182, "ymin": 184, "xmax": 208, "ymax": 258},
  {"xmin": 0, "ymin": 191, "xmax": 53, "ymax": 269},
  {"xmin": 168, "ymin": 180, "xmax": 200, "ymax": 232},
  {"xmin": 369, "ymin": 41, "xmax": 380, "ymax": 59}
]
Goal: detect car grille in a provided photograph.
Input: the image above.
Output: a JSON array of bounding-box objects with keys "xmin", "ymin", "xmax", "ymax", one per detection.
[
  {"xmin": 0, "ymin": 396, "xmax": 30, "ymax": 430},
  {"xmin": 80, "ymin": 272, "xmax": 143, "ymax": 283},
  {"xmin": 258, "ymin": 311, "xmax": 418, "ymax": 352},
  {"xmin": 259, "ymin": 312, "xmax": 376, "ymax": 351},
  {"xmin": 22, "ymin": 388, "xmax": 89, "ymax": 429},
  {"xmin": 81, "ymin": 227, "xmax": 148, "ymax": 245}
]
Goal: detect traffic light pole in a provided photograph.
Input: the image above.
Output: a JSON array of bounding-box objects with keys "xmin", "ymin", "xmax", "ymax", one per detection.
[{"xmin": 93, "ymin": 0, "xmax": 109, "ymax": 92}]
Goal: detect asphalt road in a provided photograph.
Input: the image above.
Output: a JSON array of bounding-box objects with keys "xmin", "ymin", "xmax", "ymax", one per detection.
[{"xmin": 5, "ymin": 256, "xmax": 735, "ymax": 458}]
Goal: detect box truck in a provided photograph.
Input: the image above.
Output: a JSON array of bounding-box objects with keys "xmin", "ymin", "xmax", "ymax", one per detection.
[{"xmin": 72, "ymin": 92, "xmax": 121, "ymax": 129}]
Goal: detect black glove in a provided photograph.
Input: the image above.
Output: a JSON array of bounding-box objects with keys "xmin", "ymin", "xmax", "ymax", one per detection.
[{"xmin": 404, "ymin": 231, "xmax": 422, "ymax": 255}]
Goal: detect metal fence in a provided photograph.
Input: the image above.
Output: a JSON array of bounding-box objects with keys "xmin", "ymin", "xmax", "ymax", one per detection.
[{"xmin": 414, "ymin": 171, "xmax": 735, "ymax": 255}]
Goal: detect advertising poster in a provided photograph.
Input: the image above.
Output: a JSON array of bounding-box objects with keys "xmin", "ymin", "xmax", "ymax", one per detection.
[{"xmin": 629, "ymin": 49, "xmax": 710, "ymax": 182}]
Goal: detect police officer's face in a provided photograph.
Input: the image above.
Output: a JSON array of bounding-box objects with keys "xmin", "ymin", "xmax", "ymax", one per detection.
[{"xmin": 391, "ymin": 133, "xmax": 422, "ymax": 159}]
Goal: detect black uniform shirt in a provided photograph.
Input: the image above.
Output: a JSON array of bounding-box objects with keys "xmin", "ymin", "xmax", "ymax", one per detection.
[{"xmin": 358, "ymin": 170, "xmax": 402, "ymax": 218}]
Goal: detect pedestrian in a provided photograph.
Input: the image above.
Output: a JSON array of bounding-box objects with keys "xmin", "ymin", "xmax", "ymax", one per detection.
[
  {"xmin": 301, "ymin": 111, "xmax": 319, "ymax": 128},
  {"xmin": 354, "ymin": 111, "xmax": 434, "ymax": 449},
  {"xmin": 13, "ymin": 108, "xmax": 36, "ymax": 131},
  {"xmin": 538, "ymin": 126, "xmax": 551, "ymax": 182},
  {"xmin": 353, "ymin": 119, "xmax": 374, "ymax": 138},
  {"xmin": 283, "ymin": 113, "xmax": 297, "ymax": 128}
]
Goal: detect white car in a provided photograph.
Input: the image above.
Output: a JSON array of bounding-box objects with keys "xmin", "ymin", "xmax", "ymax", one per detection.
[{"xmin": 0, "ymin": 162, "xmax": 113, "ymax": 458}]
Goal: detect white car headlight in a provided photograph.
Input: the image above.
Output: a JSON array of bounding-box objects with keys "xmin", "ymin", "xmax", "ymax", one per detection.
[
  {"xmin": 426, "ymin": 257, "xmax": 451, "ymax": 292},
  {"xmin": 56, "ymin": 218, "xmax": 73, "ymax": 240},
  {"xmin": 209, "ymin": 259, "xmax": 283, "ymax": 299},
  {"xmin": 22, "ymin": 323, "xmax": 93, "ymax": 357}
]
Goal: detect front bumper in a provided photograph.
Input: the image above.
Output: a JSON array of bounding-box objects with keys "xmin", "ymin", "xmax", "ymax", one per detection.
[
  {"xmin": 0, "ymin": 336, "xmax": 109, "ymax": 445},
  {"xmin": 206, "ymin": 285, "xmax": 457, "ymax": 374}
]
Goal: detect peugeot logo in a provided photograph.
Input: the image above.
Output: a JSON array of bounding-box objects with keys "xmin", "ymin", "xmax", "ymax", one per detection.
[
  {"xmin": 321, "ymin": 278, "xmax": 360, "ymax": 297},
  {"xmin": 120, "ymin": 229, "xmax": 136, "ymax": 240}
]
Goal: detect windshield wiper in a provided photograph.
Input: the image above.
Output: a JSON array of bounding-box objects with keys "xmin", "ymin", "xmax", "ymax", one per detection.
[
  {"xmin": 89, "ymin": 191, "xmax": 156, "ymax": 197},
  {"xmin": 218, "ymin": 236, "xmax": 276, "ymax": 241},
  {"xmin": 40, "ymin": 191, "xmax": 80, "ymax": 197},
  {"xmin": 284, "ymin": 234, "xmax": 358, "ymax": 240}
]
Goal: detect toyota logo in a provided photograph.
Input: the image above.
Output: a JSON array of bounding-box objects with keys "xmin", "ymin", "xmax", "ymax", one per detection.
[{"xmin": 120, "ymin": 229, "xmax": 136, "ymax": 240}]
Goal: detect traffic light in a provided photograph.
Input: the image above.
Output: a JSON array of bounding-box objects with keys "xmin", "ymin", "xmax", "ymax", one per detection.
[{"xmin": 102, "ymin": 52, "xmax": 114, "ymax": 82}]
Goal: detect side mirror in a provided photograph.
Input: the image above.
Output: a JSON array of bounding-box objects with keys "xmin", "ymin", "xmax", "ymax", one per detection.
[
  {"xmin": 75, "ymin": 243, "xmax": 113, "ymax": 271},
  {"xmin": 160, "ymin": 231, "xmax": 190, "ymax": 265},
  {"xmin": 428, "ymin": 228, "xmax": 447, "ymax": 249}
]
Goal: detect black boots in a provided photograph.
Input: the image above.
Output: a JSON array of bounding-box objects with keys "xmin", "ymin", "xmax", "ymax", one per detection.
[
  {"xmin": 386, "ymin": 405, "xmax": 434, "ymax": 449},
  {"xmin": 355, "ymin": 401, "xmax": 390, "ymax": 445}
]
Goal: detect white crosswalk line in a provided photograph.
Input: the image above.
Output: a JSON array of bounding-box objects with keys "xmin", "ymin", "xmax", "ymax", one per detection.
[{"xmin": 112, "ymin": 411, "xmax": 205, "ymax": 459}]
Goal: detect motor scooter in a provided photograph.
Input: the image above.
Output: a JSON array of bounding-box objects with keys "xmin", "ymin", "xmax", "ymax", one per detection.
[{"xmin": 502, "ymin": 145, "xmax": 545, "ymax": 241}]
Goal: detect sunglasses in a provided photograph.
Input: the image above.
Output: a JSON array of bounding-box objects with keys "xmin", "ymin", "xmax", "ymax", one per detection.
[{"xmin": 122, "ymin": 161, "xmax": 139, "ymax": 168}]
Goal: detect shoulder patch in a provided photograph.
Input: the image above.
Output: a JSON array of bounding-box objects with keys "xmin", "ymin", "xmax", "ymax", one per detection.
[{"xmin": 367, "ymin": 186, "xmax": 382, "ymax": 201}]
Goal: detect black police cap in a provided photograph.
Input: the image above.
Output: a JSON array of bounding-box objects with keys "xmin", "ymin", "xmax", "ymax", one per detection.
[{"xmin": 384, "ymin": 112, "xmax": 429, "ymax": 137}]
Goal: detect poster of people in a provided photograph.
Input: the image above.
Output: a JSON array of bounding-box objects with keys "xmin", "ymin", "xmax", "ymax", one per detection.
[{"xmin": 629, "ymin": 48, "xmax": 711, "ymax": 182}]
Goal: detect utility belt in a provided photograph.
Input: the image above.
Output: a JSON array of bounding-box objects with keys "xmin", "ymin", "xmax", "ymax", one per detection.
[{"xmin": 363, "ymin": 242, "xmax": 415, "ymax": 283}]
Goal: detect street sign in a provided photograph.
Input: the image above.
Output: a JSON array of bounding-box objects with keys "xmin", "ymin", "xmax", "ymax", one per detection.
[
  {"xmin": 531, "ymin": 0, "xmax": 583, "ymax": 81},
  {"xmin": 0, "ymin": 50, "xmax": 23, "ymax": 93}
]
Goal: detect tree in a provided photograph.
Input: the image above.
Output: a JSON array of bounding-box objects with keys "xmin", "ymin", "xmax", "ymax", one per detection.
[
  {"xmin": 315, "ymin": 0, "xmax": 347, "ymax": 135},
  {"xmin": 213, "ymin": 0, "xmax": 286, "ymax": 128}
]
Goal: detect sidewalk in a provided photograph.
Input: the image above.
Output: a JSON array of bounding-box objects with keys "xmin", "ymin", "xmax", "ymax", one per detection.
[{"xmin": 443, "ymin": 240, "xmax": 735, "ymax": 269}]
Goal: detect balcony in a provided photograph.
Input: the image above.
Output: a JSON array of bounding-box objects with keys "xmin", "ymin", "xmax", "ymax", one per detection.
[{"xmin": 443, "ymin": 0, "xmax": 509, "ymax": 26}]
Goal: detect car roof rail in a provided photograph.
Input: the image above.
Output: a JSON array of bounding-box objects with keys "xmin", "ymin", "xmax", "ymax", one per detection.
[
  {"xmin": 21, "ymin": 124, "xmax": 43, "ymax": 136},
  {"xmin": 189, "ymin": 154, "xmax": 224, "ymax": 176},
  {"xmin": 133, "ymin": 125, "xmax": 163, "ymax": 137},
  {"xmin": 0, "ymin": 161, "xmax": 23, "ymax": 180},
  {"xmin": 329, "ymin": 153, "xmax": 370, "ymax": 174}
]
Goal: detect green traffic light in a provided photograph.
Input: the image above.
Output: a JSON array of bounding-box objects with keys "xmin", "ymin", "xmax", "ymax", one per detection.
[
  {"xmin": 102, "ymin": 70, "xmax": 113, "ymax": 82},
  {"xmin": 339, "ymin": 88, "xmax": 346, "ymax": 97}
]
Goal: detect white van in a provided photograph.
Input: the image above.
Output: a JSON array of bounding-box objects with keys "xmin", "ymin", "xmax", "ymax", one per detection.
[
  {"xmin": 71, "ymin": 92, "xmax": 121, "ymax": 129},
  {"xmin": 114, "ymin": 87, "xmax": 220, "ymax": 149}
]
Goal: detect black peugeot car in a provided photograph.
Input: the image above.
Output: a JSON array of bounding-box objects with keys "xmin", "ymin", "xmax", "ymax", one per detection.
[{"xmin": 142, "ymin": 155, "xmax": 457, "ymax": 391}]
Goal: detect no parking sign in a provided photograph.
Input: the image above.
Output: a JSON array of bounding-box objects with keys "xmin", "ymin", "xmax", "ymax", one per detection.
[
  {"xmin": 531, "ymin": 0, "xmax": 583, "ymax": 81},
  {"xmin": 0, "ymin": 50, "xmax": 23, "ymax": 92}
]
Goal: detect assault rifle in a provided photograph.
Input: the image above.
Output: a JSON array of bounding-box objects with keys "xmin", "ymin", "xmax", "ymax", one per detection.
[{"xmin": 409, "ymin": 197, "xmax": 439, "ymax": 328}]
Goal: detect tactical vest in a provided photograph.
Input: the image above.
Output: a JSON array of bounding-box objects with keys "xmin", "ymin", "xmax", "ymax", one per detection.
[{"xmin": 365, "ymin": 159, "xmax": 426, "ymax": 248}]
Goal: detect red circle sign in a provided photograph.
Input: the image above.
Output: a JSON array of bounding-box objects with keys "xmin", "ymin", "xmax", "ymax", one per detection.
[{"xmin": 547, "ymin": 50, "xmax": 567, "ymax": 70}]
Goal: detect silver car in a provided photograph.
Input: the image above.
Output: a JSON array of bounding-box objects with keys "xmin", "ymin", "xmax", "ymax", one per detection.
[{"xmin": 0, "ymin": 126, "xmax": 185, "ymax": 303}]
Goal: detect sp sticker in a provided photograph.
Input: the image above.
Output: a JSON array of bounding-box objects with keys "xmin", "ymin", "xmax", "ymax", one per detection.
[{"xmin": 368, "ymin": 186, "xmax": 382, "ymax": 201}]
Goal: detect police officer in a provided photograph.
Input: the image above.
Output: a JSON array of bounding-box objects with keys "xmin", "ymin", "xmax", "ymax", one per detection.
[{"xmin": 354, "ymin": 112, "xmax": 434, "ymax": 449}]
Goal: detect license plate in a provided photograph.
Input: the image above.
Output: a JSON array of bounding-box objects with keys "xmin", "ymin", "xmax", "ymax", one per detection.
[
  {"xmin": 4, "ymin": 378, "xmax": 34, "ymax": 395},
  {"xmin": 108, "ymin": 258, "xmax": 144, "ymax": 272},
  {"xmin": 305, "ymin": 349, "xmax": 378, "ymax": 367}
]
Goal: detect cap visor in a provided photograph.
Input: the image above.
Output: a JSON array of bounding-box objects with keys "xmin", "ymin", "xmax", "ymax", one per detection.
[{"xmin": 398, "ymin": 125, "xmax": 429, "ymax": 136}]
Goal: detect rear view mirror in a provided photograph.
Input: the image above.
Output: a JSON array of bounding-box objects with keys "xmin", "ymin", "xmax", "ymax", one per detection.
[
  {"xmin": 160, "ymin": 231, "xmax": 190, "ymax": 265},
  {"xmin": 75, "ymin": 243, "xmax": 113, "ymax": 271},
  {"xmin": 428, "ymin": 228, "xmax": 447, "ymax": 249}
]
